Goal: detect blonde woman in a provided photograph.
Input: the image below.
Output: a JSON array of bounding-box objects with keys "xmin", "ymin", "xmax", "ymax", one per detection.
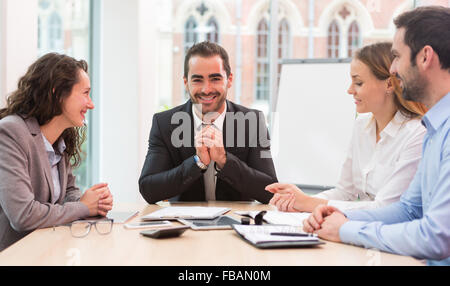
[{"xmin": 267, "ymin": 42, "xmax": 427, "ymax": 212}]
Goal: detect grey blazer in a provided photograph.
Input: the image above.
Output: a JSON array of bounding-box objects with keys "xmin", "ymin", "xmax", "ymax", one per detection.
[{"xmin": 0, "ymin": 115, "xmax": 89, "ymax": 251}]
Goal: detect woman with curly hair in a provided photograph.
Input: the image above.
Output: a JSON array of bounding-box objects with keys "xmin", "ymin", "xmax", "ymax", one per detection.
[{"xmin": 0, "ymin": 53, "xmax": 113, "ymax": 251}]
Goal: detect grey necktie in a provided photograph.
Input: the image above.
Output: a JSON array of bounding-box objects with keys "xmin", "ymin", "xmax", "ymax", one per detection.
[{"xmin": 201, "ymin": 123, "xmax": 216, "ymax": 201}]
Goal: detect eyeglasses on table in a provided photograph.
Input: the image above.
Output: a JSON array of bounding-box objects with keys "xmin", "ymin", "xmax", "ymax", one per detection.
[{"xmin": 60, "ymin": 219, "xmax": 114, "ymax": 238}]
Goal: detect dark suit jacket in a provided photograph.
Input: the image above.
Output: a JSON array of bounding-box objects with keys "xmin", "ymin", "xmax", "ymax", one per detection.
[{"xmin": 138, "ymin": 100, "xmax": 277, "ymax": 204}]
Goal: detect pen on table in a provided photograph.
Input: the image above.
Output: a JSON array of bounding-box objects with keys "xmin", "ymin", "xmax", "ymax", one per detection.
[{"xmin": 270, "ymin": 232, "xmax": 317, "ymax": 237}]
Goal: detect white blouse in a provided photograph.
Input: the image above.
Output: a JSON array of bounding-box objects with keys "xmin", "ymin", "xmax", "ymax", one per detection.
[{"xmin": 313, "ymin": 111, "xmax": 426, "ymax": 211}]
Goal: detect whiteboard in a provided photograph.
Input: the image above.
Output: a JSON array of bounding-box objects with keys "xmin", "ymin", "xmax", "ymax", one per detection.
[{"xmin": 271, "ymin": 59, "xmax": 355, "ymax": 187}]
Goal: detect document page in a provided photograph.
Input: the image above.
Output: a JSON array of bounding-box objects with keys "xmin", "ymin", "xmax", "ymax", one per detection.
[{"xmin": 141, "ymin": 206, "xmax": 230, "ymax": 220}]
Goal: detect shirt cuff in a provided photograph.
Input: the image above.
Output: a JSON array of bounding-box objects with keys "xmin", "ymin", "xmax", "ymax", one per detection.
[
  {"xmin": 339, "ymin": 220, "xmax": 367, "ymax": 246},
  {"xmin": 342, "ymin": 209, "xmax": 359, "ymax": 220}
]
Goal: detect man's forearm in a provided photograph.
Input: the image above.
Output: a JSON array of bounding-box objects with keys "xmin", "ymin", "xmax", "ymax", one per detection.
[
  {"xmin": 344, "ymin": 201, "xmax": 418, "ymax": 224},
  {"xmin": 139, "ymin": 156, "xmax": 203, "ymax": 204}
]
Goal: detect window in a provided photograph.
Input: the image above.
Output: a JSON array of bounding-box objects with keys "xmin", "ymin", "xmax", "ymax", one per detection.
[
  {"xmin": 184, "ymin": 16, "xmax": 198, "ymax": 52},
  {"xmin": 48, "ymin": 12, "xmax": 63, "ymax": 52},
  {"xmin": 348, "ymin": 21, "xmax": 360, "ymax": 57},
  {"xmin": 255, "ymin": 16, "xmax": 290, "ymax": 102},
  {"xmin": 278, "ymin": 18, "xmax": 290, "ymax": 86},
  {"xmin": 327, "ymin": 20, "xmax": 340, "ymax": 58},
  {"xmin": 256, "ymin": 18, "xmax": 269, "ymax": 101},
  {"xmin": 206, "ymin": 17, "xmax": 219, "ymax": 44}
]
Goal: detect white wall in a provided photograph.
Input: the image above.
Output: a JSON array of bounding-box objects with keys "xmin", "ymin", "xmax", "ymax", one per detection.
[
  {"xmin": 0, "ymin": 0, "xmax": 38, "ymax": 106},
  {"xmin": 99, "ymin": 0, "xmax": 143, "ymax": 203},
  {"xmin": 137, "ymin": 0, "xmax": 173, "ymax": 173},
  {"xmin": 98, "ymin": 0, "xmax": 166, "ymax": 203}
]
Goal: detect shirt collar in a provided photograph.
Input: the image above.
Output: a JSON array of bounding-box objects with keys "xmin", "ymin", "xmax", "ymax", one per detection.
[
  {"xmin": 364, "ymin": 110, "xmax": 408, "ymax": 139},
  {"xmin": 41, "ymin": 134, "xmax": 66, "ymax": 155},
  {"xmin": 192, "ymin": 103, "xmax": 227, "ymax": 132},
  {"xmin": 381, "ymin": 110, "xmax": 408, "ymax": 138},
  {"xmin": 422, "ymin": 92, "xmax": 450, "ymax": 132}
]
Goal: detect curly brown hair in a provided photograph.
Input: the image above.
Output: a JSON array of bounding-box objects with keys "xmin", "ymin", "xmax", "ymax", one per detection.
[{"xmin": 0, "ymin": 53, "xmax": 89, "ymax": 167}]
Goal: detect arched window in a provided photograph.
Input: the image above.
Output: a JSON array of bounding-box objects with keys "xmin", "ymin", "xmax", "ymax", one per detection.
[
  {"xmin": 48, "ymin": 11, "xmax": 63, "ymax": 51},
  {"xmin": 206, "ymin": 17, "xmax": 219, "ymax": 43},
  {"xmin": 256, "ymin": 19, "xmax": 269, "ymax": 101},
  {"xmin": 348, "ymin": 21, "xmax": 360, "ymax": 57},
  {"xmin": 278, "ymin": 18, "xmax": 290, "ymax": 85},
  {"xmin": 327, "ymin": 20, "xmax": 340, "ymax": 58},
  {"xmin": 184, "ymin": 16, "xmax": 198, "ymax": 52}
]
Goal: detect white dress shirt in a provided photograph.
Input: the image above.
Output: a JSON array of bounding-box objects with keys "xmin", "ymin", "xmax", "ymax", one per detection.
[
  {"xmin": 314, "ymin": 111, "xmax": 426, "ymax": 211},
  {"xmin": 192, "ymin": 104, "xmax": 227, "ymax": 201}
]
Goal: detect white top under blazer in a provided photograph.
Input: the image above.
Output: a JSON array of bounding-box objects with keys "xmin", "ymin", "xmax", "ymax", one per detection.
[{"xmin": 313, "ymin": 111, "xmax": 426, "ymax": 211}]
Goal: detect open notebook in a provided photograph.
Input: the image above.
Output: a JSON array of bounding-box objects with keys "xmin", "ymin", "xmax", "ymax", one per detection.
[{"xmin": 232, "ymin": 224, "xmax": 324, "ymax": 249}]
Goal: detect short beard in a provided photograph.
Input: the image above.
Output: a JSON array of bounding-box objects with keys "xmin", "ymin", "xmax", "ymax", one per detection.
[
  {"xmin": 401, "ymin": 67, "xmax": 428, "ymax": 103},
  {"xmin": 190, "ymin": 91, "xmax": 227, "ymax": 115}
]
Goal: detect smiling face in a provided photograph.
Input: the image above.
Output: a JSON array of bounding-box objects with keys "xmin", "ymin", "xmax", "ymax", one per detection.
[
  {"xmin": 347, "ymin": 59, "xmax": 391, "ymax": 115},
  {"xmin": 61, "ymin": 69, "xmax": 94, "ymax": 128},
  {"xmin": 184, "ymin": 55, "xmax": 232, "ymax": 115},
  {"xmin": 390, "ymin": 28, "xmax": 427, "ymax": 103}
]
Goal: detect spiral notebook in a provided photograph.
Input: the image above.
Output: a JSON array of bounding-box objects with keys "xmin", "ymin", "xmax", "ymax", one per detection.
[{"xmin": 232, "ymin": 224, "xmax": 324, "ymax": 249}]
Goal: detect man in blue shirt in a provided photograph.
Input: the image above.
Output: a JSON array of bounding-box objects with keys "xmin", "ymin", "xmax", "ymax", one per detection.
[{"xmin": 303, "ymin": 6, "xmax": 450, "ymax": 266}]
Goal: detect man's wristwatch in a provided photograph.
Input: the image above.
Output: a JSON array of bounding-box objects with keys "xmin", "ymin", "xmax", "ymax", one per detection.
[{"xmin": 194, "ymin": 155, "xmax": 208, "ymax": 170}]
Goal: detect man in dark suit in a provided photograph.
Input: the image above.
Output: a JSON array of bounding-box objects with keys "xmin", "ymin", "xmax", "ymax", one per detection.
[{"xmin": 139, "ymin": 42, "xmax": 277, "ymax": 204}]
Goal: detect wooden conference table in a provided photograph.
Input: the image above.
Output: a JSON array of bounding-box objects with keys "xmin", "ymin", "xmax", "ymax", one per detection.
[{"xmin": 0, "ymin": 201, "xmax": 424, "ymax": 266}]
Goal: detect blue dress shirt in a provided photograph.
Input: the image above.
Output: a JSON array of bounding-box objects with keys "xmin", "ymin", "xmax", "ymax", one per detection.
[
  {"xmin": 42, "ymin": 134, "xmax": 66, "ymax": 204},
  {"xmin": 339, "ymin": 92, "xmax": 450, "ymax": 266}
]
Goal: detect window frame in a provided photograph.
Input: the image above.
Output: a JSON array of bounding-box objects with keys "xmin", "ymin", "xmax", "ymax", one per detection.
[
  {"xmin": 347, "ymin": 20, "xmax": 360, "ymax": 57},
  {"xmin": 255, "ymin": 18, "xmax": 270, "ymax": 101},
  {"xmin": 206, "ymin": 16, "xmax": 219, "ymax": 44},
  {"xmin": 327, "ymin": 20, "xmax": 340, "ymax": 59}
]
